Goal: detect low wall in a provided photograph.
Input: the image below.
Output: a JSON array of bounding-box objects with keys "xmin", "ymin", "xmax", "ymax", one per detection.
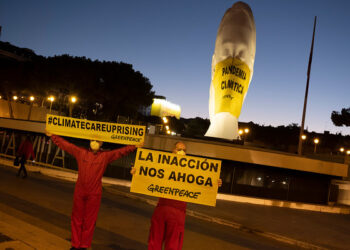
[{"xmin": 0, "ymin": 99, "xmax": 58, "ymax": 121}]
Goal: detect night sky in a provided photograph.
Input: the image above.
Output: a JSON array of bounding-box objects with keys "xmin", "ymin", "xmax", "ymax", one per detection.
[{"xmin": 1, "ymin": 0, "xmax": 350, "ymax": 135}]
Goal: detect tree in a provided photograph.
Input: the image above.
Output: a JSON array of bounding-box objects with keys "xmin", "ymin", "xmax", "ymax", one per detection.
[
  {"xmin": 0, "ymin": 42, "xmax": 155, "ymax": 121},
  {"xmin": 181, "ymin": 117, "xmax": 210, "ymax": 137},
  {"xmin": 331, "ymin": 108, "xmax": 350, "ymax": 127}
]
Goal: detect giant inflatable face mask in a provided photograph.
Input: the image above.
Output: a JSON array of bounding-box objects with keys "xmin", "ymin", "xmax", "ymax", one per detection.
[{"xmin": 205, "ymin": 1, "xmax": 256, "ymax": 140}]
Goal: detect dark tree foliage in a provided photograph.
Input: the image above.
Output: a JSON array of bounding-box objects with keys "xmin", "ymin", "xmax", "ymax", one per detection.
[
  {"xmin": 181, "ymin": 117, "xmax": 210, "ymax": 137},
  {"xmin": 331, "ymin": 108, "xmax": 350, "ymax": 127},
  {"xmin": 0, "ymin": 42, "xmax": 154, "ymax": 121}
]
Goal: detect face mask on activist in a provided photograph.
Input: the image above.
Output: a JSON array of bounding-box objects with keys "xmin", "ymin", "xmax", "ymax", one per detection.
[
  {"xmin": 90, "ymin": 141, "xmax": 101, "ymax": 151},
  {"xmin": 176, "ymin": 149, "xmax": 186, "ymax": 156}
]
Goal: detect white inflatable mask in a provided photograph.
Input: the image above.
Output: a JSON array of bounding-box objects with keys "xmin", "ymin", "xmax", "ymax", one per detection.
[{"xmin": 205, "ymin": 1, "xmax": 256, "ymax": 140}]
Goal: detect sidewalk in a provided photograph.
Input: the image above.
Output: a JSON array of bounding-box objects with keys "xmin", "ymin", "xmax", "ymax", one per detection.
[
  {"xmin": 1, "ymin": 156, "xmax": 350, "ymax": 249},
  {"xmin": 0, "ymin": 210, "xmax": 70, "ymax": 250}
]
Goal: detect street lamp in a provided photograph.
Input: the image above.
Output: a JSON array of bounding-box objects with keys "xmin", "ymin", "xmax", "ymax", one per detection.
[
  {"xmin": 13, "ymin": 95, "xmax": 18, "ymax": 101},
  {"xmin": 48, "ymin": 96, "xmax": 55, "ymax": 113},
  {"xmin": 238, "ymin": 129, "xmax": 243, "ymax": 135},
  {"xmin": 347, "ymin": 150, "xmax": 350, "ymax": 155},
  {"xmin": 244, "ymin": 128, "xmax": 249, "ymax": 134},
  {"xmin": 340, "ymin": 147, "xmax": 345, "ymax": 153},
  {"xmin": 313, "ymin": 138, "xmax": 319, "ymax": 153},
  {"xmin": 162, "ymin": 117, "xmax": 168, "ymax": 124},
  {"xmin": 69, "ymin": 96, "xmax": 77, "ymax": 117},
  {"xmin": 298, "ymin": 134, "xmax": 307, "ymax": 155},
  {"xmin": 27, "ymin": 96, "xmax": 36, "ymax": 120}
]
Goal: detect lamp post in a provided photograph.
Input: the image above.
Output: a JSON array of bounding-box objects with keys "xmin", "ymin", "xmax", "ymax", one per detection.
[
  {"xmin": 239, "ymin": 128, "xmax": 250, "ymax": 143},
  {"xmin": 69, "ymin": 96, "xmax": 77, "ymax": 117},
  {"xmin": 299, "ymin": 135, "xmax": 307, "ymax": 155},
  {"xmin": 313, "ymin": 138, "xmax": 319, "ymax": 154},
  {"xmin": 162, "ymin": 116, "xmax": 169, "ymax": 134},
  {"xmin": 48, "ymin": 96, "xmax": 55, "ymax": 113},
  {"xmin": 27, "ymin": 96, "xmax": 35, "ymax": 120}
]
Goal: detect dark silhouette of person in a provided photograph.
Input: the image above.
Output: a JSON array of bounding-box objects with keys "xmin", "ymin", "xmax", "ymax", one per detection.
[{"xmin": 16, "ymin": 135, "xmax": 35, "ymax": 178}]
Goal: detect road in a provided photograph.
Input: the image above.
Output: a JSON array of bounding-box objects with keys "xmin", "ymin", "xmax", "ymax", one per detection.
[{"xmin": 0, "ymin": 165, "xmax": 298, "ymax": 250}]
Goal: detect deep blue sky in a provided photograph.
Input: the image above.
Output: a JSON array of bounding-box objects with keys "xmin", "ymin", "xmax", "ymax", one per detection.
[{"xmin": 1, "ymin": 0, "xmax": 350, "ymax": 135}]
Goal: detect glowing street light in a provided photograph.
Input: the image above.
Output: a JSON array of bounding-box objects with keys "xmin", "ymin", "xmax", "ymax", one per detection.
[
  {"xmin": 313, "ymin": 138, "xmax": 319, "ymax": 154},
  {"xmin": 244, "ymin": 128, "xmax": 249, "ymax": 134},
  {"xmin": 340, "ymin": 147, "xmax": 345, "ymax": 153},
  {"xmin": 69, "ymin": 96, "xmax": 77, "ymax": 117},
  {"xmin": 166, "ymin": 130, "xmax": 171, "ymax": 135},
  {"xmin": 70, "ymin": 96, "xmax": 77, "ymax": 103},
  {"xmin": 165, "ymin": 125, "xmax": 169, "ymax": 130},
  {"xmin": 238, "ymin": 129, "xmax": 243, "ymax": 135},
  {"xmin": 347, "ymin": 150, "xmax": 350, "ymax": 155},
  {"xmin": 29, "ymin": 96, "xmax": 35, "ymax": 101},
  {"xmin": 13, "ymin": 95, "xmax": 18, "ymax": 101},
  {"xmin": 162, "ymin": 117, "xmax": 168, "ymax": 124},
  {"xmin": 298, "ymin": 134, "xmax": 307, "ymax": 155},
  {"xmin": 48, "ymin": 96, "xmax": 55, "ymax": 113}
]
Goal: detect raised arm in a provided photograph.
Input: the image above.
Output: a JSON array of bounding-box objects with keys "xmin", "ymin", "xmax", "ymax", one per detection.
[
  {"xmin": 104, "ymin": 145, "xmax": 136, "ymax": 163},
  {"xmin": 50, "ymin": 134, "xmax": 83, "ymax": 159}
]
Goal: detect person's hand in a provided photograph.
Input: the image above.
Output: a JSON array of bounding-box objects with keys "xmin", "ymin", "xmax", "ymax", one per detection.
[
  {"xmin": 45, "ymin": 129, "xmax": 52, "ymax": 137},
  {"xmin": 130, "ymin": 167, "xmax": 136, "ymax": 175},
  {"xmin": 218, "ymin": 178, "xmax": 222, "ymax": 187},
  {"xmin": 136, "ymin": 141, "xmax": 144, "ymax": 148}
]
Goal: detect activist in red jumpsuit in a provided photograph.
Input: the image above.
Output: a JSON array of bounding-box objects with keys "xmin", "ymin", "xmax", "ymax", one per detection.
[
  {"xmin": 131, "ymin": 142, "xmax": 222, "ymax": 250},
  {"xmin": 48, "ymin": 133, "xmax": 136, "ymax": 250},
  {"xmin": 16, "ymin": 135, "xmax": 35, "ymax": 178}
]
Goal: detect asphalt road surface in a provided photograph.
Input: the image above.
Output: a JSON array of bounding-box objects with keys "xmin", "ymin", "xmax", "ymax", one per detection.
[{"xmin": 0, "ymin": 165, "xmax": 298, "ymax": 250}]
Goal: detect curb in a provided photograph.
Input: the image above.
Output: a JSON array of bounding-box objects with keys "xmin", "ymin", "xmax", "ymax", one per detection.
[
  {"xmin": 103, "ymin": 186, "xmax": 328, "ymax": 250},
  {"xmin": 217, "ymin": 193, "xmax": 350, "ymax": 215}
]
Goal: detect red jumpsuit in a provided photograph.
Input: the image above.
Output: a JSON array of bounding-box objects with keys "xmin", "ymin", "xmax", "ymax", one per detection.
[
  {"xmin": 17, "ymin": 139, "xmax": 35, "ymax": 160},
  {"xmin": 51, "ymin": 135, "xmax": 135, "ymax": 249},
  {"xmin": 148, "ymin": 198, "xmax": 187, "ymax": 250}
]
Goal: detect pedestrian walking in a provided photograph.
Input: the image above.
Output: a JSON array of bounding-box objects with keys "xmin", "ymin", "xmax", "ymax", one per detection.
[{"xmin": 16, "ymin": 135, "xmax": 35, "ymax": 178}]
